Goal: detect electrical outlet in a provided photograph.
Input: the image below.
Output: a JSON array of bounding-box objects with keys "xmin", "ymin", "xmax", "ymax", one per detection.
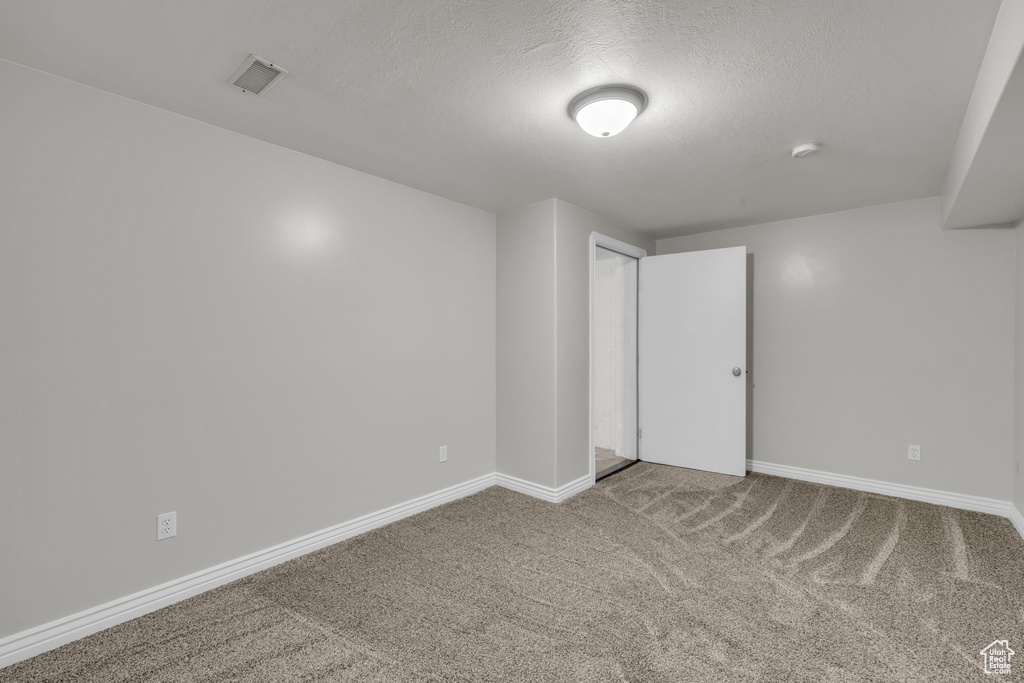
[
  {"xmin": 908, "ymin": 445, "xmax": 921, "ymax": 461},
  {"xmin": 439, "ymin": 445, "xmax": 448, "ymax": 463},
  {"xmin": 157, "ymin": 512, "xmax": 177, "ymax": 541}
]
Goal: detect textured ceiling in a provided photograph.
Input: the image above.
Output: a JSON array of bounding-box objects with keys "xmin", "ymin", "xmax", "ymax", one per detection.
[{"xmin": 0, "ymin": 0, "xmax": 1001, "ymax": 238}]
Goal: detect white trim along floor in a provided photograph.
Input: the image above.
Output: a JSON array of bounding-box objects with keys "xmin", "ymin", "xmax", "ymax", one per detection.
[{"xmin": 1, "ymin": 461, "xmax": 1020, "ymax": 669}]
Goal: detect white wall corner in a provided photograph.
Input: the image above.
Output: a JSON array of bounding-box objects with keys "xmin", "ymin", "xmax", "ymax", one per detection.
[
  {"xmin": 0, "ymin": 473, "xmax": 497, "ymax": 670},
  {"xmin": 495, "ymin": 472, "xmax": 592, "ymax": 503},
  {"xmin": 746, "ymin": 459, "xmax": 1012, "ymax": 517},
  {"xmin": 1009, "ymin": 502, "xmax": 1024, "ymax": 542}
]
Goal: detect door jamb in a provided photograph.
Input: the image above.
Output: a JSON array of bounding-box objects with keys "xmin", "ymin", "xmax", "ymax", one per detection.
[{"xmin": 589, "ymin": 233, "xmax": 647, "ymax": 484}]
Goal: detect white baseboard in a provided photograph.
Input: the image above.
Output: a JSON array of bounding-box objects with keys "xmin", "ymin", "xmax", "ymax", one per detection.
[
  {"xmin": 747, "ymin": 459, "xmax": 1011, "ymax": 517},
  {"xmin": 4, "ymin": 463, "xmax": 1015, "ymax": 670},
  {"xmin": 1009, "ymin": 503, "xmax": 1024, "ymax": 542},
  {"xmin": 0, "ymin": 472, "xmax": 497, "ymax": 670},
  {"xmin": 495, "ymin": 472, "xmax": 592, "ymax": 503}
]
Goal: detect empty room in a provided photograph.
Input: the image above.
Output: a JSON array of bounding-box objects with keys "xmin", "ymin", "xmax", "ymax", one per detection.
[{"xmin": 2, "ymin": 1, "xmax": 1024, "ymax": 681}]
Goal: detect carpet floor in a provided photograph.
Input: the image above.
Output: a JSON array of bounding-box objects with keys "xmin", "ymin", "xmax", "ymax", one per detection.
[{"xmin": 3, "ymin": 462, "xmax": 1023, "ymax": 682}]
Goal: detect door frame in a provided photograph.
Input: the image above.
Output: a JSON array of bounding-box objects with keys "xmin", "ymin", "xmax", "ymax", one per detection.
[{"xmin": 589, "ymin": 232, "xmax": 647, "ymax": 484}]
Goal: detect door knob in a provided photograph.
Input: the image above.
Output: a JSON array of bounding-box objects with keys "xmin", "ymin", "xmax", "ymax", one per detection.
[{"xmin": 732, "ymin": 367, "xmax": 742, "ymax": 376}]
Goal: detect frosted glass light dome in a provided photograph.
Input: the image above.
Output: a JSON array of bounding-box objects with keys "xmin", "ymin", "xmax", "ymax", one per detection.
[{"xmin": 569, "ymin": 85, "xmax": 647, "ymax": 138}]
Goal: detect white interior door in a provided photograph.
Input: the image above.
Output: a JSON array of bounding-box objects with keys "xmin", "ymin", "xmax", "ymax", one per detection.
[{"xmin": 639, "ymin": 246, "xmax": 746, "ymax": 476}]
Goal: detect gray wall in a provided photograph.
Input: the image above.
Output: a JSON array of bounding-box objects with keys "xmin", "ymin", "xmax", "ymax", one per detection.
[
  {"xmin": 495, "ymin": 200, "xmax": 652, "ymax": 488},
  {"xmin": 1016, "ymin": 219, "xmax": 1024, "ymax": 510},
  {"xmin": 496, "ymin": 200, "xmax": 558, "ymax": 486},
  {"xmin": 0, "ymin": 60, "xmax": 497, "ymax": 638},
  {"xmin": 657, "ymin": 197, "xmax": 1014, "ymax": 500}
]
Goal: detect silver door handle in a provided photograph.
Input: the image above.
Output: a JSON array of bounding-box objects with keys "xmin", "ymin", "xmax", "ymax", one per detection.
[{"xmin": 732, "ymin": 367, "xmax": 742, "ymax": 376}]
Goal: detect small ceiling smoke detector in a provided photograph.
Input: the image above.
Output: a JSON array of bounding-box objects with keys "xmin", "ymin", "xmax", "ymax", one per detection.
[
  {"xmin": 792, "ymin": 143, "xmax": 822, "ymax": 158},
  {"xmin": 569, "ymin": 85, "xmax": 648, "ymax": 138},
  {"xmin": 229, "ymin": 55, "xmax": 288, "ymax": 95}
]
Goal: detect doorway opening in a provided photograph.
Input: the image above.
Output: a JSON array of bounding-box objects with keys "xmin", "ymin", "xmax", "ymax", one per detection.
[
  {"xmin": 589, "ymin": 236, "xmax": 748, "ymax": 485},
  {"xmin": 590, "ymin": 236, "xmax": 645, "ymax": 481}
]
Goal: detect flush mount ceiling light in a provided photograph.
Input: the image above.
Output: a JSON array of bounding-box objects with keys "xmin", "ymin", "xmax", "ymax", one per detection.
[
  {"xmin": 792, "ymin": 142, "xmax": 822, "ymax": 158},
  {"xmin": 569, "ymin": 85, "xmax": 648, "ymax": 138}
]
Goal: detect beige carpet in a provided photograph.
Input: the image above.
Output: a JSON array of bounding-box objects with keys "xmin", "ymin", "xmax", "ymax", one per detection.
[{"xmin": 3, "ymin": 463, "xmax": 1023, "ymax": 682}]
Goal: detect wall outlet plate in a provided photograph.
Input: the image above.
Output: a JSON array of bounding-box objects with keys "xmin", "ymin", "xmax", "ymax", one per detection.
[
  {"xmin": 908, "ymin": 445, "xmax": 921, "ymax": 461},
  {"xmin": 157, "ymin": 511, "xmax": 177, "ymax": 541},
  {"xmin": 439, "ymin": 445, "xmax": 448, "ymax": 463}
]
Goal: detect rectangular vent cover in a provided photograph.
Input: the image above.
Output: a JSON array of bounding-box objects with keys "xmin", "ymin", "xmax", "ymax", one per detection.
[{"xmin": 230, "ymin": 55, "xmax": 287, "ymax": 95}]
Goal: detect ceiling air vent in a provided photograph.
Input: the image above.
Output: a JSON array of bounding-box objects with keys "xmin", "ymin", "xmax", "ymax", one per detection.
[{"xmin": 229, "ymin": 55, "xmax": 287, "ymax": 95}]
